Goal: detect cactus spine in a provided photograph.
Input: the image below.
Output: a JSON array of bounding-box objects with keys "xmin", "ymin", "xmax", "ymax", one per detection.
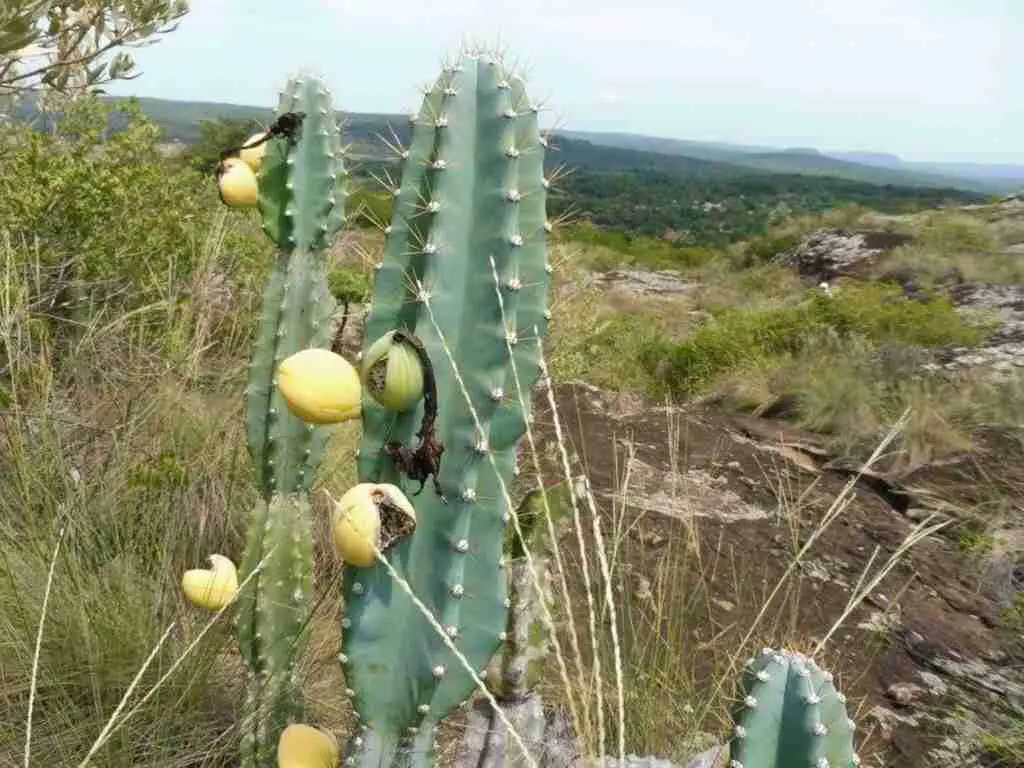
[
  {"xmin": 341, "ymin": 52, "xmax": 551, "ymax": 764},
  {"xmin": 234, "ymin": 72, "xmax": 348, "ymax": 767},
  {"xmin": 730, "ymin": 649, "xmax": 860, "ymax": 768}
]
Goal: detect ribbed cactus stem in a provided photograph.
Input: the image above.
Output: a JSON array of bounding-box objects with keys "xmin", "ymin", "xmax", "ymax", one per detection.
[
  {"xmin": 342, "ymin": 51, "xmax": 551, "ymax": 764},
  {"xmin": 486, "ymin": 481, "xmax": 575, "ymax": 698},
  {"xmin": 729, "ymin": 648, "xmax": 860, "ymax": 768},
  {"xmin": 236, "ymin": 494, "xmax": 314, "ymax": 766},
  {"xmin": 234, "ymin": 71, "xmax": 348, "ymax": 768}
]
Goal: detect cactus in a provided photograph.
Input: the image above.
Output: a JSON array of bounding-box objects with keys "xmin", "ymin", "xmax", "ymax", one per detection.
[
  {"xmin": 232, "ymin": 72, "xmax": 348, "ymax": 767},
  {"xmin": 454, "ymin": 480, "xmax": 579, "ymax": 768},
  {"xmin": 340, "ymin": 52, "xmax": 552, "ymax": 765},
  {"xmin": 486, "ymin": 479, "xmax": 578, "ymax": 699},
  {"xmin": 729, "ymin": 649, "xmax": 860, "ymax": 768}
]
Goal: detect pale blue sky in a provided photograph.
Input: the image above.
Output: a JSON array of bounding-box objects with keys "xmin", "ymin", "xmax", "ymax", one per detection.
[{"xmin": 106, "ymin": 0, "xmax": 1023, "ymax": 163}]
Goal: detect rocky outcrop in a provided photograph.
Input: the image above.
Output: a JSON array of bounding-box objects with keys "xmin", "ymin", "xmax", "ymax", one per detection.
[
  {"xmin": 950, "ymin": 283, "xmax": 1024, "ymax": 345},
  {"xmin": 591, "ymin": 269, "xmax": 696, "ymax": 297},
  {"xmin": 774, "ymin": 229, "xmax": 913, "ymax": 282}
]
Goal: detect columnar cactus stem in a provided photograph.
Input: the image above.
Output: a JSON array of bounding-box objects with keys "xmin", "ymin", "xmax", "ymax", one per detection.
[
  {"xmin": 233, "ymin": 71, "xmax": 348, "ymax": 767},
  {"xmin": 341, "ymin": 51, "xmax": 551, "ymax": 765},
  {"xmin": 729, "ymin": 649, "xmax": 860, "ymax": 768}
]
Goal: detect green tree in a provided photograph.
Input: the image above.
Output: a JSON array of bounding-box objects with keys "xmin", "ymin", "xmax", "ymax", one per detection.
[
  {"xmin": 183, "ymin": 115, "xmax": 265, "ymax": 173},
  {"xmin": 0, "ymin": 0, "xmax": 187, "ymax": 98}
]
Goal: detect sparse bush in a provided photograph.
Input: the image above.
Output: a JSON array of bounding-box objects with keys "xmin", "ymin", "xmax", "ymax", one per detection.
[
  {"xmin": 648, "ymin": 283, "xmax": 989, "ymax": 397},
  {"xmin": 913, "ymin": 211, "xmax": 998, "ymax": 254},
  {"xmin": 559, "ymin": 222, "xmax": 722, "ymax": 271}
]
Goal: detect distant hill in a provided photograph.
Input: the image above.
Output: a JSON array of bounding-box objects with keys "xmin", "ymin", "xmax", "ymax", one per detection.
[
  {"xmin": 8, "ymin": 93, "xmax": 988, "ymax": 245},
  {"xmin": 829, "ymin": 151, "xmax": 1024, "ymax": 188},
  {"xmin": 560, "ymin": 130, "xmax": 1022, "ymax": 195}
]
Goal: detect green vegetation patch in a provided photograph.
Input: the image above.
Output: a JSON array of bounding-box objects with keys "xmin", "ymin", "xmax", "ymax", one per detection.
[{"xmin": 645, "ymin": 283, "xmax": 988, "ymax": 397}]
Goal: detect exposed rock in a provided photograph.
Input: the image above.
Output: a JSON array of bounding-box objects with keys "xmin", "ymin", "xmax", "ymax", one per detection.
[
  {"xmin": 867, "ymin": 705, "xmax": 919, "ymax": 741},
  {"xmin": 949, "ymin": 282, "xmax": 1024, "ymax": 345},
  {"xmin": 927, "ymin": 654, "xmax": 1024, "ymax": 700},
  {"xmin": 774, "ymin": 229, "xmax": 911, "ymax": 281},
  {"xmin": 683, "ymin": 745, "xmax": 727, "ymax": 768},
  {"xmin": 601, "ymin": 457, "xmax": 770, "ymax": 524},
  {"xmin": 886, "ymin": 682, "xmax": 926, "ymax": 707},
  {"xmin": 598, "ymin": 743, "xmax": 727, "ymax": 768},
  {"xmin": 857, "ymin": 606, "xmax": 902, "ymax": 634},
  {"xmin": 917, "ymin": 670, "xmax": 950, "ymax": 697},
  {"xmin": 593, "ymin": 269, "xmax": 696, "ymax": 297},
  {"xmin": 456, "ymin": 695, "xmax": 580, "ymax": 768}
]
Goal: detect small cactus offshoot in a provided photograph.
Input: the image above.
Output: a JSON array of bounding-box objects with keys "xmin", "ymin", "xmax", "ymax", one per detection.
[{"xmin": 729, "ymin": 648, "xmax": 860, "ymax": 768}]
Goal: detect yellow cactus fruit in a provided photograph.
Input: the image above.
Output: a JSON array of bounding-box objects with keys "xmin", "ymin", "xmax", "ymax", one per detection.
[
  {"xmin": 216, "ymin": 158, "xmax": 259, "ymax": 208},
  {"xmin": 330, "ymin": 483, "xmax": 417, "ymax": 567},
  {"xmin": 181, "ymin": 554, "xmax": 238, "ymax": 611},
  {"xmin": 239, "ymin": 131, "xmax": 269, "ymax": 172},
  {"xmin": 361, "ymin": 331, "xmax": 425, "ymax": 412},
  {"xmin": 277, "ymin": 723, "xmax": 340, "ymax": 768},
  {"xmin": 275, "ymin": 348, "xmax": 362, "ymax": 425}
]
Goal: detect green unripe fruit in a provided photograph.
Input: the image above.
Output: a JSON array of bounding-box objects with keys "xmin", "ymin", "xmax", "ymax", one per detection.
[{"xmin": 361, "ymin": 331, "xmax": 425, "ymax": 412}]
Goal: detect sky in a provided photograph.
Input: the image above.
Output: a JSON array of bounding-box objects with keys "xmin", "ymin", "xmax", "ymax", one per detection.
[{"xmin": 104, "ymin": 0, "xmax": 1024, "ymax": 164}]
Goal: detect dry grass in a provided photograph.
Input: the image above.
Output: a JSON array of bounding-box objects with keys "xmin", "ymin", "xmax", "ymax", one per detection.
[{"xmin": 3, "ymin": 174, "xmax": 994, "ymax": 768}]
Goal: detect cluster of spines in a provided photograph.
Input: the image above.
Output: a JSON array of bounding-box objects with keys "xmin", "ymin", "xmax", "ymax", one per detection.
[
  {"xmin": 341, "ymin": 51, "xmax": 554, "ymax": 751},
  {"xmin": 259, "ymin": 74, "xmax": 349, "ymax": 252},
  {"xmin": 729, "ymin": 648, "xmax": 860, "ymax": 768}
]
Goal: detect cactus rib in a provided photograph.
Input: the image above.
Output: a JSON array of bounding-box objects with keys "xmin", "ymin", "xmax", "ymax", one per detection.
[{"xmin": 341, "ymin": 52, "xmax": 551, "ymax": 763}]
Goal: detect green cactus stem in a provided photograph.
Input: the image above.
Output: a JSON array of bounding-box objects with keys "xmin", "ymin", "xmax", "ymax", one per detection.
[
  {"xmin": 486, "ymin": 480, "xmax": 577, "ymax": 699},
  {"xmin": 729, "ymin": 648, "xmax": 860, "ymax": 768},
  {"xmin": 341, "ymin": 51, "xmax": 552, "ymax": 765},
  {"xmin": 234, "ymin": 71, "xmax": 348, "ymax": 768}
]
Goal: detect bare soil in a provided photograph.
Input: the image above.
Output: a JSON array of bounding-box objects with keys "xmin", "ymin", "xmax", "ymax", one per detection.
[{"xmin": 524, "ymin": 382, "xmax": 1024, "ymax": 767}]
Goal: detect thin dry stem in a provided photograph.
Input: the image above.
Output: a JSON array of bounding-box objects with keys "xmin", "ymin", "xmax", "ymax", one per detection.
[
  {"xmin": 486, "ymin": 254, "xmax": 588, "ymax": 742},
  {"xmin": 371, "ymin": 545, "xmax": 538, "ymax": 768},
  {"xmin": 538, "ymin": 342, "xmax": 625, "ymax": 763},
  {"xmin": 23, "ymin": 524, "xmax": 66, "ymax": 768}
]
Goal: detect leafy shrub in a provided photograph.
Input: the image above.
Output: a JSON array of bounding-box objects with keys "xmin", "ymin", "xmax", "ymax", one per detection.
[
  {"xmin": 327, "ymin": 264, "xmax": 371, "ymax": 305},
  {"xmin": 182, "ymin": 116, "xmax": 265, "ymax": 173},
  {"xmin": 559, "ymin": 222, "xmax": 722, "ymax": 271},
  {"xmin": 0, "ymin": 94, "xmax": 271, "ymax": 311},
  {"xmin": 646, "ymin": 283, "xmax": 990, "ymax": 396}
]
